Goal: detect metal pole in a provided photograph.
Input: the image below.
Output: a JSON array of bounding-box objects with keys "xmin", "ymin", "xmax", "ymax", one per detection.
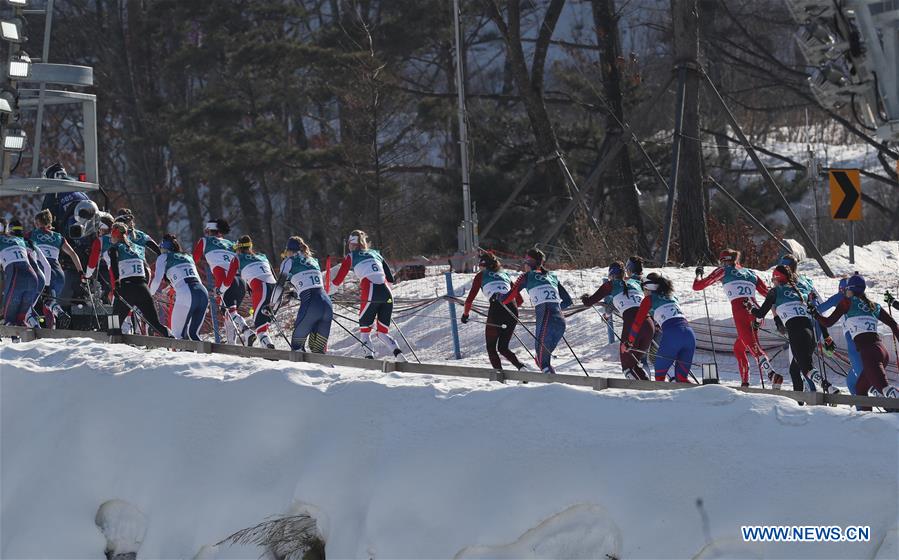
[
  {"xmin": 444, "ymin": 271, "xmax": 462, "ymax": 359},
  {"xmin": 849, "ymin": 222, "xmax": 855, "ymax": 264},
  {"xmin": 205, "ymin": 263, "xmax": 222, "ymax": 343},
  {"xmin": 30, "ymin": 0, "xmax": 55, "ymax": 177},
  {"xmin": 659, "ymin": 66, "xmax": 687, "ymax": 265},
  {"xmin": 452, "ymin": 0, "xmax": 473, "ymax": 257}
]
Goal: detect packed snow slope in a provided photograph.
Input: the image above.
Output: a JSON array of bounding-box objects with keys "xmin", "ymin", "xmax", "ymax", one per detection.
[{"xmin": 2, "ymin": 338, "xmax": 898, "ymax": 559}]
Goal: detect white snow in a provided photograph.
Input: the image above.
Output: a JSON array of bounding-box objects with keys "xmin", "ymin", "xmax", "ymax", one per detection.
[{"xmin": 2, "ymin": 241, "xmax": 899, "ymax": 559}]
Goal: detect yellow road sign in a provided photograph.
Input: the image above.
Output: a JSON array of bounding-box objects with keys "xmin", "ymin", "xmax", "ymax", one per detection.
[{"xmin": 829, "ymin": 169, "xmax": 861, "ymax": 221}]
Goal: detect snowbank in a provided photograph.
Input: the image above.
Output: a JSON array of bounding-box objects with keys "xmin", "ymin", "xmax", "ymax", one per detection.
[{"xmin": 2, "ymin": 338, "xmax": 897, "ymax": 559}]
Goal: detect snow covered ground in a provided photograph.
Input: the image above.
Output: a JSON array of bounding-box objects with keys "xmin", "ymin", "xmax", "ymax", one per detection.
[{"xmin": 2, "ymin": 242, "xmax": 899, "ymax": 559}]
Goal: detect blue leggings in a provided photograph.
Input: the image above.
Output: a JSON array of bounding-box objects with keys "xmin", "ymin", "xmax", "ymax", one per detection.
[
  {"xmin": 292, "ymin": 288, "xmax": 333, "ymax": 352},
  {"xmin": 173, "ymin": 280, "xmax": 209, "ymax": 341},
  {"xmin": 535, "ymin": 302, "xmax": 566, "ymax": 372},
  {"xmin": 654, "ymin": 318, "xmax": 696, "ymax": 382},
  {"xmin": 844, "ymin": 329, "xmax": 863, "ymax": 395},
  {"xmin": 2, "ymin": 262, "xmax": 40, "ymax": 325}
]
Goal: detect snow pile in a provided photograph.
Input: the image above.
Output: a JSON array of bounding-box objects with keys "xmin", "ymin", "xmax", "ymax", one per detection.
[{"xmin": 2, "ymin": 338, "xmax": 898, "ymax": 559}]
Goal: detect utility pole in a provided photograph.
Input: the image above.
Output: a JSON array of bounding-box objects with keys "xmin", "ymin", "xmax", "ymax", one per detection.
[{"xmin": 452, "ymin": 0, "xmax": 476, "ymax": 264}]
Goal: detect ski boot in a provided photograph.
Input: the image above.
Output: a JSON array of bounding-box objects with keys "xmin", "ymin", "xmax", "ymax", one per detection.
[
  {"xmin": 240, "ymin": 326, "xmax": 257, "ymax": 347},
  {"xmin": 623, "ymin": 368, "xmax": 639, "ymax": 381},
  {"xmin": 541, "ymin": 366, "xmax": 556, "ymax": 375},
  {"xmin": 810, "ymin": 369, "xmax": 839, "ymax": 394},
  {"xmin": 392, "ymin": 348, "xmax": 407, "ymax": 362},
  {"xmin": 258, "ymin": 333, "xmax": 275, "ymax": 349}
]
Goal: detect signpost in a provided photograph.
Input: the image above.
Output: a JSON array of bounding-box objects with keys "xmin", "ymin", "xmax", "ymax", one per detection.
[{"xmin": 829, "ymin": 169, "xmax": 862, "ymax": 264}]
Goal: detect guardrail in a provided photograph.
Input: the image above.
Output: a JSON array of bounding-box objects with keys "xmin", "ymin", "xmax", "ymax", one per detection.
[{"xmin": 1, "ymin": 325, "xmax": 897, "ymax": 410}]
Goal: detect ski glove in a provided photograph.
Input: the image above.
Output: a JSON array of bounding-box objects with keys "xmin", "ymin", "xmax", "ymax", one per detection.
[
  {"xmin": 695, "ymin": 266, "xmax": 704, "ymax": 278},
  {"xmin": 460, "ymin": 313, "xmax": 469, "ymax": 324},
  {"xmin": 580, "ymin": 294, "xmax": 590, "ymax": 306},
  {"xmin": 823, "ymin": 336, "xmax": 836, "ymax": 357},
  {"xmin": 742, "ymin": 299, "xmax": 754, "ymax": 311},
  {"xmin": 806, "ymin": 302, "xmax": 819, "ymax": 316},
  {"xmin": 886, "ymin": 291, "xmax": 895, "ymax": 306}
]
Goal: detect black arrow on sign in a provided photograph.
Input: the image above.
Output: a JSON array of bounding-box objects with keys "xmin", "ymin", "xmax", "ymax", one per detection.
[{"xmin": 833, "ymin": 171, "xmax": 859, "ymax": 219}]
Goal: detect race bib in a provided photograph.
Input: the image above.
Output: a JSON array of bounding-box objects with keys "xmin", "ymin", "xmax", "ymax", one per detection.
[
  {"xmin": 244, "ymin": 261, "xmax": 275, "ymax": 283},
  {"xmin": 529, "ymin": 286, "xmax": 561, "ymax": 305},
  {"xmin": 776, "ymin": 301, "xmax": 808, "ymax": 321},
  {"xmin": 845, "ymin": 315, "xmax": 878, "ymax": 336},
  {"xmin": 653, "ymin": 302, "xmax": 684, "ymax": 325},
  {"xmin": 353, "ymin": 258, "xmax": 386, "ymax": 283},
  {"xmin": 723, "ymin": 280, "xmax": 755, "ymax": 301},
  {"xmin": 38, "ymin": 245, "xmax": 60, "ymax": 261},
  {"xmin": 205, "ymin": 249, "xmax": 233, "ymax": 270},
  {"xmin": 291, "ymin": 269, "xmax": 323, "ymax": 292},
  {"xmin": 0, "ymin": 246, "xmax": 28, "ymax": 267},
  {"xmin": 118, "ymin": 258, "xmax": 145, "ymax": 279},
  {"xmin": 167, "ymin": 263, "xmax": 197, "ymax": 285},
  {"xmin": 481, "ymin": 279, "xmax": 510, "ymax": 300},
  {"xmin": 613, "ymin": 291, "xmax": 642, "ymax": 313}
]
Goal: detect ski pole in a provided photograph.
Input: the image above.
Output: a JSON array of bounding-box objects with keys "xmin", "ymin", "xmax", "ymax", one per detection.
[
  {"xmin": 112, "ymin": 290, "xmax": 169, "ymax": 338},
  {"xmin": 560, "ymin": 333, "xmax": 589, "ymax": 377},
  {"xmin": 265, "ymin": 305, "xmax": 293, "ymax": 348},
  {"xmin": 219, "ymin": 303, "xmax": 247, "ymax": 347},
  {"xmin": 391, "ymin": 318, "xmax": 421, "ymax": 363},
  {"xmin": 83, "ymin": 279, "xmax": 103, "ymax": 331},
  {"xmin": 498, "ymin": 300, "xmax": 558, "ymax": 366},
  {"xmin": 330, "ymin": 312, "xmax": 377, "ymax": 356},
  {"xmin": 697, "ymin": 270, "xmax": 721, "ymax": 377}
]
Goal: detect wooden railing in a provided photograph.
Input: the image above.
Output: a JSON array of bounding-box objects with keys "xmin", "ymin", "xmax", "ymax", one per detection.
[{"xmin": 1, "ymin": 325, "xmax": 896, "ymax": 410}]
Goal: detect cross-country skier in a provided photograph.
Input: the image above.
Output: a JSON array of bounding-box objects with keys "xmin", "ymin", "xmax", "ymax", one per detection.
[
  {"xmin": 271, "ymin": 236, "xmax": 333, "ymax": 353},
  {"xmin": 114, "ymin": 209, "xmax": 160, "ymax": 262},
  {"xmin": 811, "ymin": 274, "xmax": 899, "ymax": 406},
  {"xmin": 461, "ymin": 252, "xmax": 529, "ymax": 371},
  {"xmin": 780, "ymin": 254, "xmax": 839, "ymax": 392},
  {"xmin": 28, "ymin": 209, "xmax": 84, "ymax": 328},
  {"xmin": 148, "ymin": 234, "xmax": 208, "ymax": 341},
  {"xmin": 502, "ymin": 248, "xmax": 572, "ymax": 374},
  {"xmin": 192, "ymin": 219, "xmax": 254, "ymax": 345},
  {"xmin": 223, "ymin": 235, "xmax": 277, "ymax": 349},
  {"xmin": 749, "ymin": 265, "xmax": 838, "ymax": 393},
  {"xmin": 9, "ymin": 219, "xmax": 51, "ymax": 328},
  {"xmin": 581, "ymin": 259, "xmax": 652, "ymax": 380},
  {"xmin": 105, "ymin": 223, "xmax": 171, "ymax": 337},
  {"xmin": 693, "ymin": 249, "xmax": 779, "ymax": 388},
  {"xmin": 0, "ymin": 218, "xmax": 42, "ymax": 326},
  {"xmin": 628, "ymin": 272, "xmax": 696, "ymax": 382},
  {"xmin": 331, "ymin": 230, "xmax": 405, "ymax": 361},
  {"xmin": 83, "ymin": 213, "xmax": 115, "ymax": 303},
  {"xmin": 818, "ymin": 277, "xmax": 864, "ymax": 395}
]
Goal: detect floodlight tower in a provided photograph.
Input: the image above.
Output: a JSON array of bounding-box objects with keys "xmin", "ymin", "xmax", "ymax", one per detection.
[
  {"xmin": 0, "ymin": 0, "xmax": 99, "ymax": 196},
  {"xmin": 786, "ymin": 0, "xmax": 899, "ymax": 141}
]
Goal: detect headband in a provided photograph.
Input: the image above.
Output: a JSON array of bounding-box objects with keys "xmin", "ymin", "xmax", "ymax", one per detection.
[
  {"xmin": 348, "ymin": 234, "xmax": 360, "ymax": 244},
  {"xmin": 115, "ymin": 214, "xmax": 133, "ymax": 222},
  {"xmin": 236, "ymin": 241, "xmax": 253, "ymax": 250},
  {"xmin": 206, "ymin": 222, "xmax": 219, "ymax": 231},
  {"xmin": 160, "ymin": 238, "xmax": 177, "ymax": 252},
  {"xmin": 642, "ymin": 280, "xmax": 660, "ymax": 291}
]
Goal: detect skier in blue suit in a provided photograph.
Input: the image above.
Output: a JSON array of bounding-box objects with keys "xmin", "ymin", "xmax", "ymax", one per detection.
[{"xmin": 271, "ymin": 236, "xmax": 333, "ymax": 353}]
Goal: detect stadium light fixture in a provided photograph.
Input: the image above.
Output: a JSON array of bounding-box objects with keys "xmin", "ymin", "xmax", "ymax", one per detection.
[
  {"xmin": 2, "ymin": 123, "xmax": 26, "ymax": 151},
  {"xmin": 0, "ymin": 18, "xmax": 25, "ymax": 43},
  {"xmin": 7, "ymin": 51, "xmax": 30, "ymax": 79},
  {"xmin": 0, "ymin": 90, "xmax": 15, "ymax": 114}
]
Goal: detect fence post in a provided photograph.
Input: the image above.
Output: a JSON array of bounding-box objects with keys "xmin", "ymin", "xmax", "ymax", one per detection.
[
  {"xmin": 602, "ymin": 276, "xmax": 614, "ymax": 345},
  {"xmin": 205, "ymin": 262, "xmax": 222, "ymax": 343},
  {"xmin": 445, "ymin": 271, "xmax": 462, "ymax": 359}
]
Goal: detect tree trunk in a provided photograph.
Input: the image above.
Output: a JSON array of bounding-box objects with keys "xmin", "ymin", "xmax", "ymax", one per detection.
[
  {"xmin": 671, "ymin": 0, "xmax": 710, "ymax": 263},
  {"xmin": 592, "ymin": 0, "xmax": 648, "ymax": 253},
  {"xmin": 485, "ymin": 0, "xmax": 567, "ymax": 194}
]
